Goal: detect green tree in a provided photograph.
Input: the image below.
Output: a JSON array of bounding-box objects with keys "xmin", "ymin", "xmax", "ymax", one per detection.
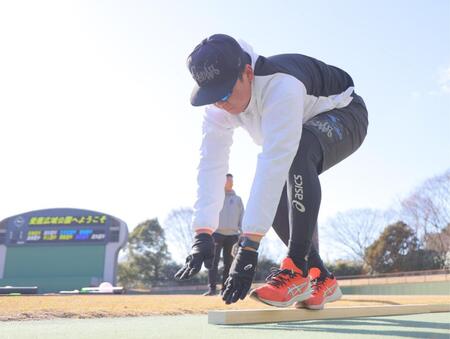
[
  {"xmin": 326, "ymin": 260, "xmax": 365, "ymax": 277},
  {"xmin": 117, "ymin": 261, "xmax": 141, "ymax": 289},
  {"xmin": 364, "ymin": 221, "xmax": 419, "ymax": 273},
  {"xmin": 153, "ymin": 262, "xmax": 209, "ymax": 287},
  {"xmin": 401, "ymin": 249, "xmax": 443, "ymax": 271},
  {"xmin": 119, "ymin": 218, "xmax": 172, "ymax": 287}
]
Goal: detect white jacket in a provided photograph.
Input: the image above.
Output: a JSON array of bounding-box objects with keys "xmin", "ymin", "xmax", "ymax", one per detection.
[{"xmin": 192, "ymin": 40, "xmax": 354, "ymax": 235}]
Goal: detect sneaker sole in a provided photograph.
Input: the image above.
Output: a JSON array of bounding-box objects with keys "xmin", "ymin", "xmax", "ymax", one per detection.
[
  {"xmin": 250, "ymin": 285, "xmax": 313, "ymax": 308},
  {"xmin": 301, "ymin": 285, "xmax": 343, "ymax": 310}
]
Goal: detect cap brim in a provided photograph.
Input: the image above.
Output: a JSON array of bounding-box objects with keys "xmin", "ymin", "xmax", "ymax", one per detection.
[{"xmin": 190, "ymin": 76, "xmax": 237, "ymax": 107}]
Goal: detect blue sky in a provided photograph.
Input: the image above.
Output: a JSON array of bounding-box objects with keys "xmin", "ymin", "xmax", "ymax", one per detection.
[{"xmin": 0, "ymin": 0, "xmax": 449, "ymax": 262}]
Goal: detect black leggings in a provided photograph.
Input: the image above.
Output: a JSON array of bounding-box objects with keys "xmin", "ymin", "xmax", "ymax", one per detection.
[
  {"xmin": 272, "ymin": 93, "xmax": 368, "ymax": 275},
  {"xmin": 208, "ymin": 232, "xmax": 239, "ymax": 289}
]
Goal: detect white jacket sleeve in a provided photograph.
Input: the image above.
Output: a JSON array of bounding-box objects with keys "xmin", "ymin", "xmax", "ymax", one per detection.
[
  {"xmin": 242, "ymin": 76, "xmax": 306, "ymax": 235},
  {"xmin": 192, "ymin": 107, "xmax": 235, "ymax": 232}
]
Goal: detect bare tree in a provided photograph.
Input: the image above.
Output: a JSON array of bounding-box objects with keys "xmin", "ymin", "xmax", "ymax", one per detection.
[
  {"xmin": 257, "ymin": 228, "xmax": 318, "ymax": 264},
  {"xmin": 163, "ymin": 207, "xmax": 194, "ymax": 261},
  {"xmin": 400, "ymin": 169, "xmax": 450, "ymax": 238},
  {"xmin": 324, "ymin": 208, "xmax": 388, "ymax": 263},
  {"xmin": 399, "ymin": 169, "xmax": 450, "ymax": 263},
  {"xmin": 258, "ymin": 231, "xmax": 287, "ymax": 262},
  {"xmin": 424, "ymin": 224, "xmax": 450, "ymax": 257}
]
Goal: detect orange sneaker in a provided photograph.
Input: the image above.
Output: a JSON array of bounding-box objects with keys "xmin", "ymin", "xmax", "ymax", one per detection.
[
  {"xmin": 308, "ymin": 267, "xmax": 321, "ymax": 280},
  {"xmin": 297, "ymin": 275, "xmax": 342, "ymax": 310},
  {"xmin": 249, "ymin": 257, "xmax": 312, "ymax": 308},
  {"xmin": 293, "ymin": 267, "xmax": 322, "ymax": 309}
]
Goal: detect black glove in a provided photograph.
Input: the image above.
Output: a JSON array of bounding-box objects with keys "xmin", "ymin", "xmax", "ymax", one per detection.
[
  {"xmin": 222, "ymin": 247, "xmax": 258, "ymax": 304},
  {"xmin": 174, "ymin": 233, "xmax": 214, "ymax": 280}
]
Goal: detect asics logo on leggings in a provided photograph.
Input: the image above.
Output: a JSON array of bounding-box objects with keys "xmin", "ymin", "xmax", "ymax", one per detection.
[{"xmin": 292, "ymin": 174, "xmax": 306, "ymax": 213}]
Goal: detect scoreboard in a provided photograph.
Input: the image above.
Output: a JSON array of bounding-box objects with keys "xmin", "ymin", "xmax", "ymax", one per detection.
[
  {"xmin": 0, "ymin": 208, "xmax": 128, "ymax": 293},
  {"xmin": 4, "ymin": 212, "xmax": 114, "ymax": 246}
]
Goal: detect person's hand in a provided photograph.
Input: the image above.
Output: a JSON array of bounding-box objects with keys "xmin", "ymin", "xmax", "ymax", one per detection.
[
  {"xmin": 222, "ymin": 247, "xmax": 258, "ymax": 304},
  {"xmin": 174, "ymin": 233, "xmax": 214, "ymax": 280}
]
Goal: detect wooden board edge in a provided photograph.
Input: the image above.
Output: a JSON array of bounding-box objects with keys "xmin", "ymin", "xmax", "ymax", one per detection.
[{"xmin": 208, "ymin": 304, "xmax": 450, "ymax": 325}]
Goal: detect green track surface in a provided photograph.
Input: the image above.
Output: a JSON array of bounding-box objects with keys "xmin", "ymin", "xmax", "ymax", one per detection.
[{"xmin": 0, "ymin": 312, "xmax": 449, "ymax": 339}]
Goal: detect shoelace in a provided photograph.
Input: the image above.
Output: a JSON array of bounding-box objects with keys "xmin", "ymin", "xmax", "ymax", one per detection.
[
  {"xmin": 265, "ymin": 268, "xmax": 299, "ymax": 288},
  {"xmin": 311, "ymin": 277, "xmax": 329, "ymax": 295}
]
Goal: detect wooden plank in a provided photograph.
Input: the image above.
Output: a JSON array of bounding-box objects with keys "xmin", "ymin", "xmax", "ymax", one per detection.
[{"xmin": 208, "ymin": 304, "xmax": 450, "ymax": 325}]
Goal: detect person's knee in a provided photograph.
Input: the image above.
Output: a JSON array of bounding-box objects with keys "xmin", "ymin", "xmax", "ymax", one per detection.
[{"xmin": 293, "ymin": 129, "xmax": 323, "ymax": 172}]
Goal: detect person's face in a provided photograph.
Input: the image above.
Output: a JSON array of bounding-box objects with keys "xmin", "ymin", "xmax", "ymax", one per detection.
[
  {"xmin": 214, "ymin": 64, "xmax": 253, "ymax": 115},
  {"xmin": 225, "ymin": 176, "xmax": 233, "ymax": 191}
]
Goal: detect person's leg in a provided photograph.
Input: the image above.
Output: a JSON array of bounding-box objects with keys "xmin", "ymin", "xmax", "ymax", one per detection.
[
  {"xmin": 287, "ymin": 93, "xmax": 369, "ymax": 276},
  {"xmin": 272, "ymin": 184, "xmax": 290, "ymax": 245},
  {"xmin": 272, "ymin": 189, "xmax": 328, "ymax": 277},
  {"xmin": 206, "ymin": 232, "xmax": 224, "ymax": 294},
  {"xmin": 308, "ymin": 244, "xmax": 328, "ymax": 278},
  {"xmin": 312, "ymin": 227, "xmax": 319, "ymax": 253},
  {"xmin": 253, "ymin": 187, "xmax": 313, "ymax": 306},
  {"xmin": 221, "ymin": 235, "xmax": 239, "ymax": 289},
  {"xmin": 255, "ymin": 94, "xmax": 368, "ymax": 307},
  {"xmin": 286, "ymin": 129, "xmax": 324, "ymax": 275}
]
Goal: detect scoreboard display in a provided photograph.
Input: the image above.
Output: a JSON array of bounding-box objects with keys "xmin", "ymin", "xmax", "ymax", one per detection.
[
  {"xmin": 0, "ymin": 208, "xmax": 128, "ymax": 293},
  {"xmin": 2, "ymin": 210, "xmax": 119, "ymax": 246}
]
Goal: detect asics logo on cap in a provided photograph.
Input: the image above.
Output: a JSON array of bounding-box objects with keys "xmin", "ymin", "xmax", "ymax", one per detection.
[{"xmin": 190, "ymin": 64, "xmax": 221, "ymax": 85}]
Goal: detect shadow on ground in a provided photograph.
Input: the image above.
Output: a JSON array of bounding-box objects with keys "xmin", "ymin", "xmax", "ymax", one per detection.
[{"xmin": 223, "ymin": 316, "xmax": 450, "ymax": 339}]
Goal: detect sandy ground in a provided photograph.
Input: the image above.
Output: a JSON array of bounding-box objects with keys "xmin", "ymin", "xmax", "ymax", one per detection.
[{"xmin": 0, "ymin": 294, "xmax": 449, "ymax": 321}]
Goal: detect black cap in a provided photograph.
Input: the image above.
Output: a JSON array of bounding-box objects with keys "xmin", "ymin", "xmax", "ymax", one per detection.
[{"xmin": 187, "ymin": 34, "xmax": 247, "ymax": 106}]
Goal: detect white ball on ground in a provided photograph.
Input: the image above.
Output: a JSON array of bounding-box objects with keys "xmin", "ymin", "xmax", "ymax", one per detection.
[{"xmin": 98, "ymin": 282, "xmax": 114, "ymax": 292}]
